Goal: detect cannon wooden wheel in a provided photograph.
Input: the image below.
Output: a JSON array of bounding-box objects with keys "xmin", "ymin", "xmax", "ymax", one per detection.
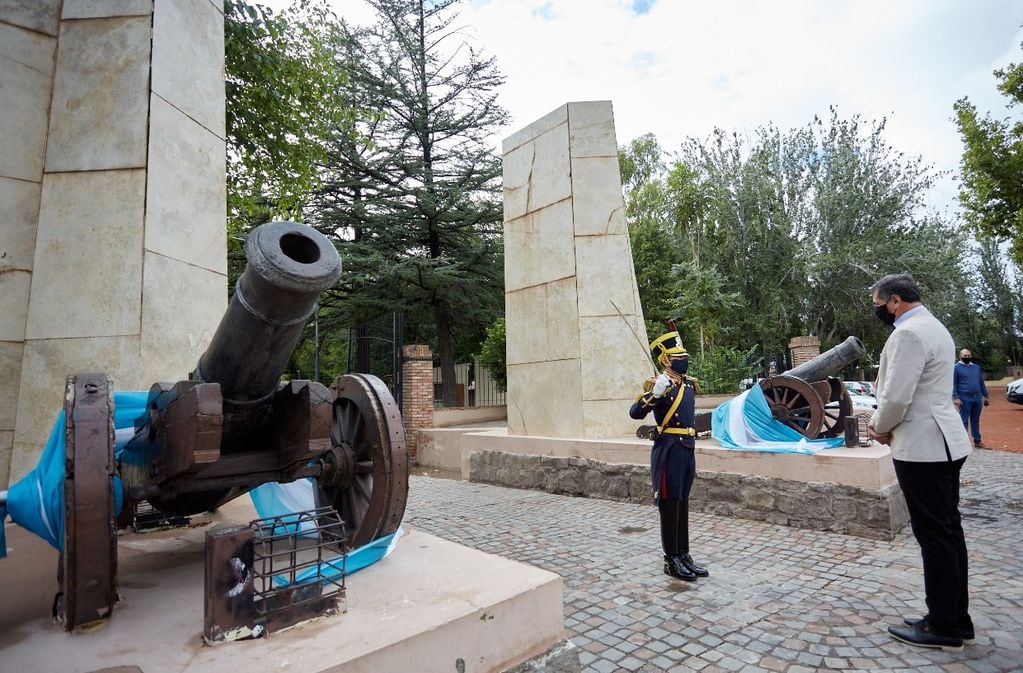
[
  {"xmin": 58, "ymin": 373, "xmax": 118, "ymax": 630},
  {"xmin": 318, "ymin": 373, "xmax": 408, "ymax": 548},
  {"xmin": 759, "ymin": 375, "xmax": 825, "ymax": 438},
  {"xmin": 820, "ymin": 378, "xmax": 853, "ymax": 438}
]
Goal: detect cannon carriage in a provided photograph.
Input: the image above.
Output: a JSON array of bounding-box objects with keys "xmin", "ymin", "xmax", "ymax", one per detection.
[
  {"xmin": 55, "ymin": 221, "xmax": 408, "ymax": 630},
  {"xmin": 755, "ymin": 336, "xmax": 866, "ymax": 439}
]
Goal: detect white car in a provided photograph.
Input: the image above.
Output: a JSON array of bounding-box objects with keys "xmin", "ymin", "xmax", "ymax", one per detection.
[
  {"xmin": 1008, "ymin": 378, "xmax": 1023, "ymax": 405},
  {"xmin": 847, "ymin": 391, "xmax": 877, "ymax": 416}
]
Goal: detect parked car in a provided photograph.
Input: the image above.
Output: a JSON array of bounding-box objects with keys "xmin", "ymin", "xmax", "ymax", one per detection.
[
  {"xmin": 847, "ymin": 392, "xmax": 877, "ymax": 416},
  {"xmin": 844, "ymin": 381, "xmax": 874, "ymax": 397},
  {"xmin": 1008, "ymin": 378, "xmax": 1023, "ymax": 405}
]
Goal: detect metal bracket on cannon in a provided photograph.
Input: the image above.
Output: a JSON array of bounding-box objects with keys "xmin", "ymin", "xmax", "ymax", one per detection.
[{"xmin": 204, "ymin": 507, "xmax": 348, "ymax": 644}]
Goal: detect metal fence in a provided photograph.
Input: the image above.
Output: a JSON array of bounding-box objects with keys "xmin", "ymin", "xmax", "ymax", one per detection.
[
  {"xmin": 433, "ymin": 358, "xmax": 506, "ymax": 408},
  {"xmin": 345, "ymin": 312, "xmax": 405, "ymax": 411}
]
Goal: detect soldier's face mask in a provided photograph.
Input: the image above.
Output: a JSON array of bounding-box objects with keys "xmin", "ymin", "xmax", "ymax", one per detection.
[{"xmin": 669, "ymin": 356, "xmax": 689, "ymax": 376}]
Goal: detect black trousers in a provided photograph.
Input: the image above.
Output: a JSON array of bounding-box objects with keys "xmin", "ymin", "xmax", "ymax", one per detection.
[{"xmin": 892, "ymin": 457, "xmax": 970, "ymax": 636}]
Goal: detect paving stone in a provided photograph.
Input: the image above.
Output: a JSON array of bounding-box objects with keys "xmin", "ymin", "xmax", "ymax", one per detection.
[{"xmin": 406, "ymin": 448, "xmax": 1023, "ymax": 673}]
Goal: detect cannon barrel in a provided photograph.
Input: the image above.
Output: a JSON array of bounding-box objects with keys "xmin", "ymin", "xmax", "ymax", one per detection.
[
  {"xmin": 192, "ymin": 221, "xmax": 341, "ymax": 405},
  {"xmin": 785, "ymin": 335, "xmax": 865, "ymax": 383}
]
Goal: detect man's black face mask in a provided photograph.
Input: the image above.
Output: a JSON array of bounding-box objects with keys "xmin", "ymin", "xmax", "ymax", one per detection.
[
  {"xmin": 669, "ymin": 357, "xmax": 689, "ymax": 376},
  {"xmin": 874, "ymin": 303, "xmax": 896, "ymax": 327},
  {"xmin": 961, "ymin": 356, "xmax": 973, "ymax": 364}
]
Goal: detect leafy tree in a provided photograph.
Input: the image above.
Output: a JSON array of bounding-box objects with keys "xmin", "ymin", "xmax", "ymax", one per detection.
[
  {"xmin": 224, "ymin": 0, "xmax": 353, "ymax": 244},
  {"xmin": 477, "ymin": 317, "xmax": 507, "ymax": 392},
  {"xmin": 622, "ymin": 110, "xmax": 974, "ymax": 373},
  {"xmin": 955, "ymin": 48, "xmax": 1023, "ymax": 265},
  {"xmin": 311, "ymin": 0, "xmax": 508, "ymax": 406}
]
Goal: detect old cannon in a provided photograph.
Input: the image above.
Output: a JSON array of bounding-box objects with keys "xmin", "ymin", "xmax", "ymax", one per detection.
[
  {"xmin": 756, "ymin": 336, "xmax": 866, "ymax": 438},
  {"xmin": 53, "ymin": 221, "xmax": 408, "ymax": 630}
]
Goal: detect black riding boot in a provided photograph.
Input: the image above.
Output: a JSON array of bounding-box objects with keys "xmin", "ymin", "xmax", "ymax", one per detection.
[
  {"xmin": 659, "ymin": 499, "xmax": 697, "ymax": 581},
  {"xmin": 677, "ymin": 499, "xmax": 709, "ymax": 577}
]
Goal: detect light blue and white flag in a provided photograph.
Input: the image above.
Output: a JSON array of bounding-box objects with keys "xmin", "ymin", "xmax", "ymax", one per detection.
[{"xmin": 711, "ymin": 385, "xmax": 846, "ymax": 454}]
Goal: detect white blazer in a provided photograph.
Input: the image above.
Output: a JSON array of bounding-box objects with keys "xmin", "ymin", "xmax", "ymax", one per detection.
[{"xmin": 872, "ymin": 306, "xmax": 972, "ymax": 462}]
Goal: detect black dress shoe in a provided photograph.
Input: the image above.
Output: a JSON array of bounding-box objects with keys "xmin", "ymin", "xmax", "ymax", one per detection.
[
  {"xmin": 888, "ymin": 619, "xmax": 963, "ymax": 652},
  {"xmin": 903, "ymin": 616, "xmax": 974, "ymax": 644},
  {"xmin": 680, "ymin": 553, "xmax": 709, "ymax": 578},
  {"xmin": 663, "ymin": 555, "xmax": 698, "ymax": 582}
]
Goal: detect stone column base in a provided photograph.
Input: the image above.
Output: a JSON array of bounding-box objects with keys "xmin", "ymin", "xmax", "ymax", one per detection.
[{"xmin": 468, "ymin": 450, "xmax": 908, "ymax": 540}]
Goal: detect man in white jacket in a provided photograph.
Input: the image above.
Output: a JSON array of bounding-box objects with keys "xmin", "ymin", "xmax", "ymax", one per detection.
[{"xmin": 867, "ymin": 273, "xmax": 973, "ymax": 652}]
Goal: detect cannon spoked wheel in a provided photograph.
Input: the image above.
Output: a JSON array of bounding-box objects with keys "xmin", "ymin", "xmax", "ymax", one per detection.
[
  {"xmin": 820, "ymin": 378, "xmax": 853, "ymax": 438},
  {"xmin": 318, "ymin": 373, "xmax": 409, "ymax": 548},
  {"xmin": 58, "ymin": 373, "xmax": 118, "ymax": 630},
  {"xmin": 758, "ymin": 375, "xmax": 825, "ymax": 438}
]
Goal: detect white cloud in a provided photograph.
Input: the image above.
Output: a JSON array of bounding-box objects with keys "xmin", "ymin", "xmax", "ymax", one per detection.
[{"xmin": 267, "ymin": 0, "xmax": 1023, "ymax": 213}]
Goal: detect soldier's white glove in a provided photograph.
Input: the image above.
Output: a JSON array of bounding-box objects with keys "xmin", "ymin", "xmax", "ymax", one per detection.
[{"xmin": 652, "ymin": 373, "xmax": 671, "ymax": 398}]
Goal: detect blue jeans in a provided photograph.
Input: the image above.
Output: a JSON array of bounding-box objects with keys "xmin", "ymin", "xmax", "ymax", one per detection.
[{"xmin": 958, "ymin": 396, "xmax": 983, "ymax": 444}]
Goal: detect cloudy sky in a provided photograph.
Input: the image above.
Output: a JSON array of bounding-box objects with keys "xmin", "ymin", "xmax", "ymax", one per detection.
[{"xmin": 274, "ymin": 0, "xmax": 1023, "ymax": 214}]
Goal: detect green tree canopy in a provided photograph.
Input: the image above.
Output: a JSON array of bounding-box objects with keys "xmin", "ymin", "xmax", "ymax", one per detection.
[
  {"xmin": 310, "ymin": 0, "xmax": 509, "ymax": 406},
  {"xmin": 225, "ymin": 0, "xmax": 353, "ymax": 242},
  {"xmin": 623, "ymin": 109, "xmax": 974, "ymax": 380},
  {"xmin": 955, "ymin": 46, "xmax": 1023, "ymax": 265}
]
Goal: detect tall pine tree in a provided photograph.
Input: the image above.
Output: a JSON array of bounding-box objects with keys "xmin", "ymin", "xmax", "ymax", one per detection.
[{"xmin": 312, "ymin": 0, "xmax": 508, "ymax": 406}]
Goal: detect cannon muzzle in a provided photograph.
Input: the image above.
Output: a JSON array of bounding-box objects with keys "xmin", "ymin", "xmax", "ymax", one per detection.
[
  {"xmin": 785, "ymin": 336, "xmax": 865, "ymax": 383},
  {"xmin": 193, "ymin": 221, "xmax": 341, "ymax": 404}
]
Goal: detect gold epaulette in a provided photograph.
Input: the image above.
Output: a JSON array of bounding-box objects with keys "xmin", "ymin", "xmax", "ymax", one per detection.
[
  {"xmin": 686, "ymin": 375, "xmax": 701, "ymax": 395},
  {"xmin": 636, "ymin": 376, "xmax": 657, "ymax": 402}
]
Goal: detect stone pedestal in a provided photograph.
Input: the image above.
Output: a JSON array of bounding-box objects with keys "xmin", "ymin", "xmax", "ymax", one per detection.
[
  {"xmin": 0, "ymin": 498, "xmax": 565, "ymax": 673},
  {"xmin": 502, "ymin": 101, "xmax": 650, "ymax": 439},
  {"xmin": 0, "ymin": 0, "xmax": 227, "ymax": 486}
]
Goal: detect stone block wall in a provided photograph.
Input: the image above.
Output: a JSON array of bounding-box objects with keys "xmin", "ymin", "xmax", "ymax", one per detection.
[
  {"xmin": 501, "ymin": 101, "xmax": 652, "ymax": 440},
  {"xmin": 402, "ymin": 344, "xmax": 434, "ymax": 461},
  {"xmin": 468, "ymin": 451, "xmax": 908, "ymax": 540},
  {"xmin": 0, "ymin": 0, "xmax": 227, "ymax": 486}
]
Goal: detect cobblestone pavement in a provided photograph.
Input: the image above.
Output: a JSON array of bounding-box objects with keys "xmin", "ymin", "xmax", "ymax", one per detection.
[{"xmin": 405, "ymin": 448, "xmax": 1023, "ymax": 673}]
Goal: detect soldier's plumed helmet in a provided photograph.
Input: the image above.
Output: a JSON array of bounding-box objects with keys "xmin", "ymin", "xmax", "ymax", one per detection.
[{"xmin": 649, "ymin": 331, "xmax": 688, "ymax": 367}]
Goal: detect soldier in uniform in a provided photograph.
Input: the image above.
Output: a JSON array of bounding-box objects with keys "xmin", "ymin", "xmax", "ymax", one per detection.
[{"xmin": 630, "ymin": 330, "xmax": 709, "ymax": 582}]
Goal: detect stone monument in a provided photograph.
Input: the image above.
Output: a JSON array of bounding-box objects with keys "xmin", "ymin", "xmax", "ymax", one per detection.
[
  {"xmin": 502, "ymin": 101, "xmax": 651, "ymax": 439},
  {"xmin": 0, "ymin": 0, "xmax": 227, "ymax": 487}
]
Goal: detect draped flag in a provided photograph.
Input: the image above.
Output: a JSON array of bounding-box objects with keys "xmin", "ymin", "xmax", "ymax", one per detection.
[{"xmin": 711, "ymin": 385, "xmax": 846, "ymax": 454}]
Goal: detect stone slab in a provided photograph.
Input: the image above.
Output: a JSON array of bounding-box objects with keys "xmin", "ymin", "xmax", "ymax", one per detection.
[
  {"xmin": 144, "ymin": 95, "xmax": 227, "ymax": 274},
  {"xmin": 62, "ymin": 0, "xmax": 153, "ymax": 19},
  {"xmin": 566, "ymin": 101, "xmax": 617, "ymax": 158},
  {"xmin": 0, "ymin": 498, "xmax": 565, "ymax": 673},
  {"xmin": 0, "ymin": 267, "xmax": 30, "ymax": 341},
  {"xmin": 0, "ymin": 176, "xmax": 42, "ymax": 271},
  {"xmin": 0, "ymin": 20, "xmax": 57, "ymax": 74},
  {"xmin": 0, "ymin": 47, "xmax": 53, "ymax": 181},
  {"xmin": 10, "ymin": 335, "xmax": 141, "ymax": 483},
  {"xmin": 27, "ymin": 170, "xmax": 145, "ymax": 340},
  {"xmin": 0, "ymin": 0, "xmax": 61, "ymax": 36},
  {"xmin": 503, "ymin": 199, "xmax": 576, "ymax": 292},
  {"xmin": 45, "ymin": 16, "xmax": 151, "ymax": 172},
  {"xmin": 139, "ymin": 251, "xmax": 225, "ymax": 384},
  {"xmin": 151, "ymin": 0, "xmax": 225, "ymax": 137}
]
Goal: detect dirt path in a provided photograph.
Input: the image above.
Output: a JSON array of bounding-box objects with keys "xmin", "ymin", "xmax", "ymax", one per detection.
[{"xmin": 974, "ymin": 383, "xmax": 1023, "ymax": 453}]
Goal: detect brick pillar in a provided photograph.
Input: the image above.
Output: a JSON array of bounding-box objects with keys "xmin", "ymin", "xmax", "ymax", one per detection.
[
  {"xmin": 788, "ymin": 336, "xmax": 821, "ymax": 369},
  {"xmin": 402, "ymin": 344, "xmax": 434, "ymax": 462}
]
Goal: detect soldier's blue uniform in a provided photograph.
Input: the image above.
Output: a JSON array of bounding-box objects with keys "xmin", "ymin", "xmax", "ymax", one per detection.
[
  {"xmin": 630, "ymin": 330, "xmax": 708, "ymax": 582},
  {"xmin": 630, "ymin": 375, "xmax": 697, "ymax": 501}
]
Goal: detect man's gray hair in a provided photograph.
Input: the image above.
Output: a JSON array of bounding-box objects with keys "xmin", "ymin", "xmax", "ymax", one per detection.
[{"xmin": 870, "ymin": 273, "xmax": 922, "ymax": 303}]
